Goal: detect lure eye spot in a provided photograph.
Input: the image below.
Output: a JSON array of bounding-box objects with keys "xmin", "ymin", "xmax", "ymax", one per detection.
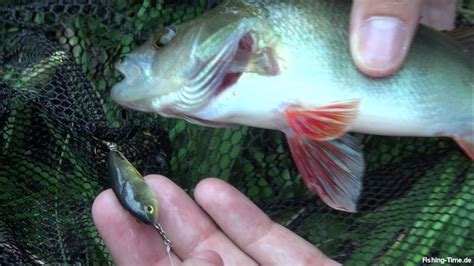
[
  {"xmin": 151, "ymin": 26, "xmax": 176, "ymax": 49},
  {"xmin": 145, "ymin": 205, "xmax": 154, "ymax": 214}
]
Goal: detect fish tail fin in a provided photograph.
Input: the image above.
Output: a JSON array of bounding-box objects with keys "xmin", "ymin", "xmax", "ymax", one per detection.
[
  {"xmin": 286, "ymin": 133, "xmax": 364, "ymax": 212},
  {"xmin": 284, "ymin": 100, "xmax": 363, "ymax": 212},
  {"xmin": 454, "ymin": 136, "xmax": 474, "ymax": 160}
]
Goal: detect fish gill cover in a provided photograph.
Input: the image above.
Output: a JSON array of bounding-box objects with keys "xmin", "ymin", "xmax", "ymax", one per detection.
[{"xmin": 0, "ymin": 0, "xmax": 472, "ymax": 265}]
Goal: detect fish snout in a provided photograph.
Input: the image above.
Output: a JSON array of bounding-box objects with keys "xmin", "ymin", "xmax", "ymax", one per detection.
[
  {"xmin": 112, "ymin": 54, "xmax": 179, "ymax": 113},
  {"xmin": 115, "ymin": 55, "xmax": 152, "ymax": 86},
  {"xmin": 112, "ymin": 56, "xmax": 164, "ymax": 112}
]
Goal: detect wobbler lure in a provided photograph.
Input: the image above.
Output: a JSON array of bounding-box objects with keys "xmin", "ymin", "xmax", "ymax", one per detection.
[{"xmin": 104, "ymin": 141, "xmax": 174, "ymax": 262}]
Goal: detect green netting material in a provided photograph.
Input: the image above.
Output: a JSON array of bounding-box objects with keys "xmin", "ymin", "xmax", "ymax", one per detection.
[{"xmin": 1, "ymin": 0, "xmax": 473, "ymax": 265}]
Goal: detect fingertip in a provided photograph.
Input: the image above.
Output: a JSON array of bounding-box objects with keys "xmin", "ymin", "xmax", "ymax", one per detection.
[
  {"xmin": 144, "ymin": 174, "xmax": 168, "ymax": 185},
  {"xmin": 350, "ymin": 0, "xmax": 423, "ymax": 77},
  {"xmin": 144, "ymin": 174, "xmax": 179, "ymax": 198},
  {"xmin": 349, "ymin": 16, "xmax": 411, "ymax": 78},
  {"xmin": 420, "ymin": 0, "xmax": 456, "ymax": 30},
  {"xmin": 91, "ymin": 189, "xmax": 117, "ymax": 226},
  {"xmin": 194, "ymin": 178, "xmax": 229, "ymax": 206},
  {"xmin": 144, "ymin": 174, "xmax": 184, "ymax": 204},
  {"xmin": 195, "ymin": 177, "xmax": 222, "ymax": 193},
  {"xmin": 91, "ymin": 190, "xmax": 107, "ymax": 218},
  {"xmin": 196, "ymin": 177, "xmax": 223, "ymax": 187},
  {"xmin": 351, "ymin": 56, "xmax": 403, "ymax": 78}
]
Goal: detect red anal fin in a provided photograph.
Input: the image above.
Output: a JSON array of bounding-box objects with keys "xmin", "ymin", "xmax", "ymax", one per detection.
[
  {"xmin": 287, "ymin": 133, "xmax": 364, "ymax": 212},
  {"xmin": 454, "ymin": 137, "xmax": 474, "ymax": 160},
  {"xmin": 284, "ymin": 101, "xmax": 359, "ymax": 141}
]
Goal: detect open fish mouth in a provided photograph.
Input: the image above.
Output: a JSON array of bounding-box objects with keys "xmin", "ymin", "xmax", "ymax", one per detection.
[
  {"xmin": 115, "ymin": 55, "xmax": 152, "ymax": 87},
  {"xmin": 111, "ymin": 62, "xmax": 161, "ymax": 112},
  {"xmin": 111, "ymin": 55, "xmax": 166, "ymax": 112}
]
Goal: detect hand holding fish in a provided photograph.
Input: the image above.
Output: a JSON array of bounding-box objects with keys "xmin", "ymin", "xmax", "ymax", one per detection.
[
  {"xmin": 92, "ymin": 176, "xmax": 340, "ymax": 266},
  {"xmin": 350, "ymin": 0, "xmax": 457, "ymax": 77}
]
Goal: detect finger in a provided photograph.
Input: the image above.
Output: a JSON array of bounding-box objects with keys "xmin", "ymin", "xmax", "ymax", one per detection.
[
  {"xmin": 420, "ymin": 0, "xmax": 456, "ymax": 30},
  {"xmin": 182, "ymin": 250, "xmax": 224, "ymax": 266},
  {"xmin": 146, "ymin": 175, "xmax": 256, "ymax": 265},
  {"xmin": 92, "ymin": 188, "xmax": 180, "ymax": 265},
  {"xmin": 195, "ymin": 178, "xmax": 341, "ymax": 266},
  {"xmin": 350, "ymin": 0, "xmax": 424, "ymax": 77}
]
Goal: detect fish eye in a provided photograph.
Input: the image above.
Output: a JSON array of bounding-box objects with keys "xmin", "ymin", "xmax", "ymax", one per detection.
[
  {"xmin": 151, "ymin": 26, "xmax": 176, "ymax": 49},
  {"xmin": 145, "ymin": 205, "xmax": 154, "ymax": 214}
]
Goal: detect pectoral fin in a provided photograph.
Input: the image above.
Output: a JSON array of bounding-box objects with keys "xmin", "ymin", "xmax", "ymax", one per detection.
[
  {"xmin": 286, "ymin": 133, "xmax": 364, "ymax": 212},
  {"xmin": 284, "ymin": 100, "xmax": 360, "ymax": 141}
]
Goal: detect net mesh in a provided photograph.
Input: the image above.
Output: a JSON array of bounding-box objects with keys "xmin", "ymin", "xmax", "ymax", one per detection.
[{"xmin": 0, "ymin": 0, "xmax": 473, "ymax": 265}]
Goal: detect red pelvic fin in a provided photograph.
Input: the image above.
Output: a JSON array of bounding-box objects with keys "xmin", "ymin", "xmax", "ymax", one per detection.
[
  {"xmin": 454, "ymin": 137, "xmax": 474, "ymax": 160},
  {"xmin": 284, "ymin": 101, "xmax": 359, "ymax": 141},
  {"xmin": 286, "ymin": 133, "xmax": 364, "ymax": 212}
]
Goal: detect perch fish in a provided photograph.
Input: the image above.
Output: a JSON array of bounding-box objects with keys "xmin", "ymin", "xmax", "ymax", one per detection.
[{"xmin": 111, "ymin": 0, "xmax": 474, "ymax": 212}]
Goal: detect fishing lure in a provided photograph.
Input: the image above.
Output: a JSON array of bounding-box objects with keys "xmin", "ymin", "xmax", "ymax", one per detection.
[{"xmin": 104, "ymin": 141, "xmax": 174, "ymax": 262}]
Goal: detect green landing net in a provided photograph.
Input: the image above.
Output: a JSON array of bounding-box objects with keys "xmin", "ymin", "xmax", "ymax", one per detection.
[{"xmin": 0, "ymin": 0, "xmax": 473, "ymax": 265}]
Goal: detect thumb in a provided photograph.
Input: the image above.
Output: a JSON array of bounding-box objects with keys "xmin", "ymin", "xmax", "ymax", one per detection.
[
  {"xmin": 181, "ymin": 250, "xmax": 224, "ymax": 266},
  {"xmin": 349, "ymin": 0, "xmax": 424, "ymax": 77}
]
